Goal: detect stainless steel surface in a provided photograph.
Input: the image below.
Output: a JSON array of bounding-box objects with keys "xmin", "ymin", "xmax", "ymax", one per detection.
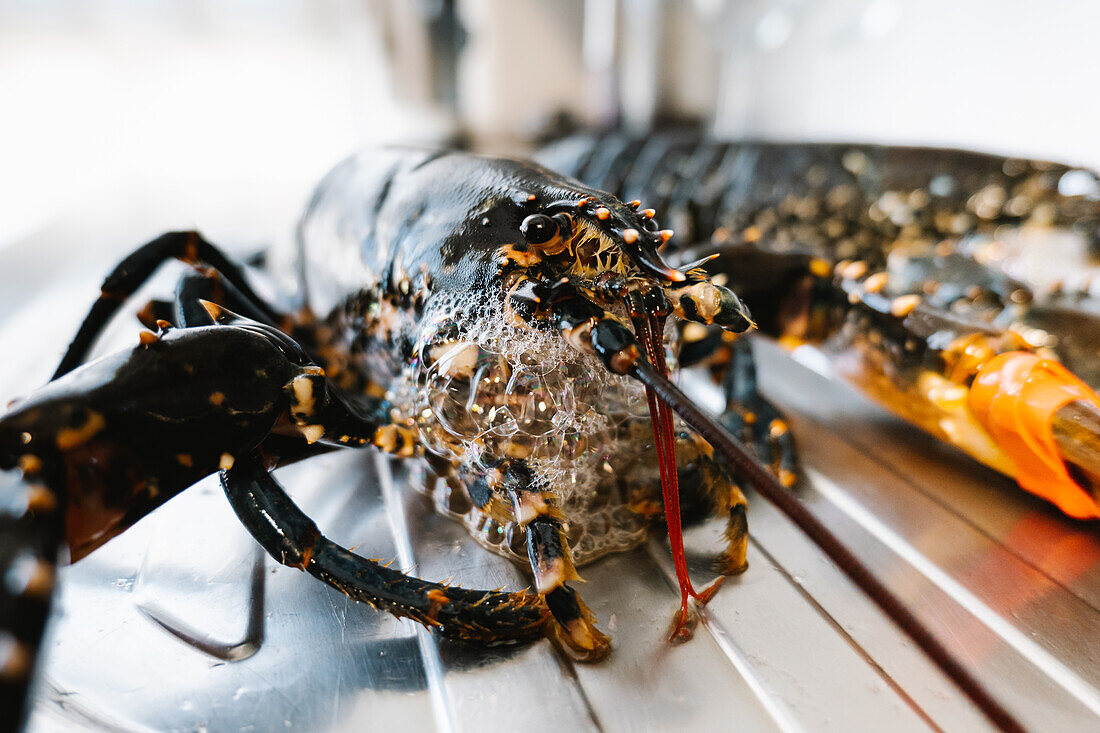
[{"xmin": 2, "ymin": 222, "xmax": 1098, "ymax": 732}]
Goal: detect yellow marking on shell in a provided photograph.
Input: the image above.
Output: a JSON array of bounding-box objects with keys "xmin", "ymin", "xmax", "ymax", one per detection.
[
  {"xmin": 199, "ymin": 300, "xmax": 224, "ymax": 321},
  {"xmin": 373, "ymin": 424, "xmax": 417, "ymax": 457},
  {"xmin": 176, "ymin": 453, "xmax": 194, "ymax": 467},
  {"xmin": 497, "ymin": 243, "xmax": 543, "ymax": 267},
  {"xmin": 511, "ymin": 491, "xmax": 551, "ymax": 526},
  {"xmin": 535, "ymin": 558, "xmax": 568, "ymax": 595},
  {"xmin": 809, "ymin": 258, "xmax": 832, "ymax": 278},
  {"xmin": 561, "ymin": 319, "xmax": 595, "ymax": 355},
  {"xmin": 768, "ymin": 419, "xmax": 789, "ymax": 439},
  {"xmin": 299, "ymin": 425, "xmax": 324, "ymax": 444},
  {"xmin": 429, "ymin": 342, "xmax": 480, "ymax": 379},
  {"xmin": 208, "ymin": 391, "xmax": 226, "ymax": 406},
  {"xmin": 890, "ymin": 294, "xmax": 922, "ymax": 317},
  {"xmin": 559, "ymin": 612, "xmax": 607, "ymax": 655},
  {"xmin": 682, "ymin": 322, "xmax": 710, "ymax": 343},
  {"xmin": 56, "ymin": 411, "xmax": 106, "ymax": 451},
  {"xmin": 609, "ymin": 344, "xmax": 640, "ymax": 374},
  {"xmin": 291, "ymin": 374, "xmax": 316, "ymax": 416},
  {"xmin": 426, "ymin": 588, "xmax": 450, "ymax": 621},
  {"xmin": 25, "ymin": 485, "xmax": 57, "ymax": 513},
  {"xmin": 840, "ymin": 260, "xmax": 868, "ymax": 280},
  {"xmin": 219, "ymin": 453, "xmax": 236, "ymax": 470},
  {"xmin": 499, "ymin": 441, "xmax": 530, "ymax": 459},
  {"xmin": 17, "ymin": 454, "xmax": 42, "ymax": 476},
  {"xmin": 863, "ymin": 272, "xmax": 889, "ymax": 293},
  {"xmin": 669, "ymin": 282, "xmax": 723, "ymax": 324}
]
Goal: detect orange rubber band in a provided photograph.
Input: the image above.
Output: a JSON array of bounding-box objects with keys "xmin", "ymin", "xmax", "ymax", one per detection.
[{"xmin": 969, "ymin": 352, "xmax": 1100, "ymax": 520}]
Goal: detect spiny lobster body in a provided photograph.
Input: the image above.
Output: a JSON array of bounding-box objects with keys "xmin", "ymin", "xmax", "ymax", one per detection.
[{"xmin": 3, "ymin": 134, "xmax": 1099, "ymax": 733}]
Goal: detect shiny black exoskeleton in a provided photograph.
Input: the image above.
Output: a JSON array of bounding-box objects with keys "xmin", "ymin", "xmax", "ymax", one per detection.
[
  {"xmin": 0, "ymin": 150, "xmax": 764, "ymax": 729},
  {"xmin": 6, "ymin": 135, "xmax": 1097, "ymax": 733}
]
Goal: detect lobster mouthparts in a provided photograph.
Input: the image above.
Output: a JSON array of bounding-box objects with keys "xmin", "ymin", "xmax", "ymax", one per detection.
[{"xmin": 635, "ymin": 314, "xmax": 723, "ymax": 642}]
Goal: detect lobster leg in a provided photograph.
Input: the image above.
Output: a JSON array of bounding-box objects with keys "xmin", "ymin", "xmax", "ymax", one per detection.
[
  {"xmin": 673, "ymin": 433, "xmax": 751, "ymax": 576},
  {"xmin": 493, "ymin": 457, "xmax": 610, "ymax": 661},
  {"xmin": 449, "ymin": 453, "xmax": 611, "ymax": 661},
  {"xmin": 221, "ymin": 453, "xmax": 549, "ymax": 644},
  {"xmin": 719, "ymin": 338, "xmax": 798, "ymax": 489},
  {"xmin": 54, "ymin": 230, "xmax": 283, "ymax": 378}
]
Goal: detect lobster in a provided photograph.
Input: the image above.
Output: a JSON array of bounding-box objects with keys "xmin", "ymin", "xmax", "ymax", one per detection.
[
  {"xmin": 0, "ymin": 149, "xmax": 786, "ymax": 731},
  {"xmin": 4, "ymin": 135, "xmax": 1098, "ymax": 732},
  {"xmin": 537, "ymin": 130, "xmax": 1100, "ymax": 518}
]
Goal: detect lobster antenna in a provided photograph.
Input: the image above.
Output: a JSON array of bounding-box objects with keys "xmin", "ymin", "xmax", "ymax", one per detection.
[{"xmin": 628, "ymin": 358, "xmax": 1025, "ymax": 733}]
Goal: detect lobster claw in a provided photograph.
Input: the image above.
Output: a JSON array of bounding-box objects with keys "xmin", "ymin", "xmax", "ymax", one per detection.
[{"xmin": 0, "ymin": 313, "xmax": 316, "ymax": 559}]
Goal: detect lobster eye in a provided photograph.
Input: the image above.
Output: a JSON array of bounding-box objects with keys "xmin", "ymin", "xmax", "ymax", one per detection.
[
  {"xmin": 641, "ymin": 217, "xmax": 660, "ymax": 233},
  {"xmin": 520, "ymin": 214, "xmax": 558, "ymax": 245}
]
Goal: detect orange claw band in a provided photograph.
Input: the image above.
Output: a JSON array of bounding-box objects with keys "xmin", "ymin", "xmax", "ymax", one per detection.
[{"xmin": 969, "ymin": 352, "xmax": 1100, "ymax": 520}]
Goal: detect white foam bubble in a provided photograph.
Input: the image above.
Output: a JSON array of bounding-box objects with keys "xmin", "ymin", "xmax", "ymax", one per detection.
[{"xmin": 389, "ymin": 290, "xmax": 672, "ymax": 563}]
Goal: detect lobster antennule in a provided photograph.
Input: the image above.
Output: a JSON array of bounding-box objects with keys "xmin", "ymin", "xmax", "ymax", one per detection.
[{"xmin": 627, "ymin": 358, "xmax": 1025, "ymax": 733}]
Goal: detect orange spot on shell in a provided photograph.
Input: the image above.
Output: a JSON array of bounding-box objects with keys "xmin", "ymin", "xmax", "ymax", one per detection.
[
  {"xmin": 25, "ymin": 485, "xmax": 57, "ymax": 513},
  {"xmin": 56, "ymin": 411, "xmax": 105, "ymax": 451},
  {"xmin": 970, "ymin": 352, "xmax": 1100, "ymax": 519}
]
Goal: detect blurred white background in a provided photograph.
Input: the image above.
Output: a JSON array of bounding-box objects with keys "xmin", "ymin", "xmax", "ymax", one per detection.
[
  {"xmin": 713, "ymin": 0, "xmax": 1100, "ymax": 169},
  {"xmin": 0, "ymin": 1, "xmax": 414, "ymax": 247},
  {"xmin": 1, "ymin": 0, "xmax": 1098, "ymax": 249}
]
